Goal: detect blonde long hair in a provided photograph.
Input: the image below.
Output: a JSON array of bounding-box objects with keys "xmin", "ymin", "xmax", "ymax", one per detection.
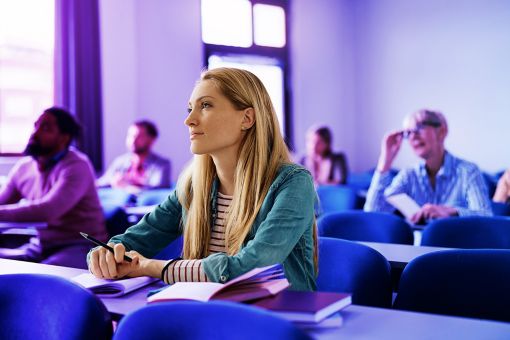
[{"xmin": 176, "ymin": 68, "xmax": 318, "ymax": 270}]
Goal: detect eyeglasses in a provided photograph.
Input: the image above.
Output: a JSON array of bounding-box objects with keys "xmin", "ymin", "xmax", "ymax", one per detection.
[{"xmin": 402, "ymin": 121, "xmax": 441, "ymax": 139}]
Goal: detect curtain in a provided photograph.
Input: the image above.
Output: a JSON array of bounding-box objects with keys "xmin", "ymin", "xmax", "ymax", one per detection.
[{"xmin": 54, "ymin": 0, "xmax": 103, "ymax": 171}]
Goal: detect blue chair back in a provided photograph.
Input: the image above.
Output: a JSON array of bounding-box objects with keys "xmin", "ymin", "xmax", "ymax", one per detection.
[
  {"xmin": 316, "ymin": 185, "xmax": 360, "ymax": 214},
  {"xmin": 317, "ymin": 237, "xmax": 392, "ymax": 307},
  {"xmin": 136, "ymin": 188, "xmax": 174, "ymax": 206},
  {"xmin": 318, "ymin": 211, "xmax": 414, "ymax": 245},
  {"xmin": 113, "ymin": 301, "xmax": 311, "ymax": 340},
  {"xmin": 102, "ymin": 203, "xmax": 130, "ymax": 238},
  {"xmin": 393, "ymin": 249, "xmax": 510, "ymax": 322},
  {"xmin": 154, "ymin": 235, "xmax": 184, "ymax": 260},
  {"xmin": 482, "ymin": 172, "xmax": 498, "ymax": 198},
  {"xmin": 0, "ymin": 274, "xmax": 112, "ymax": 340},
  {"xmin": 491, "ymin": 201, "xmax": 510, "ymax": 216},
  {"xmin": 421, "ymin": 216, "xmax": 510, "ymax": 249}
]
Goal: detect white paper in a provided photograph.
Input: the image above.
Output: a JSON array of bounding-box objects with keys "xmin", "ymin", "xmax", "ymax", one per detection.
[{"xmin": 386, "ymin": 193, "xmax": 421, "ymax": 219}]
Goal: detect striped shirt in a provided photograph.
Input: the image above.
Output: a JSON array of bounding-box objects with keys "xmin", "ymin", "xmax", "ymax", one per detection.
[
  {"xmin": 364, "ymin": 151, "xmax": 492, "ymax": 218},
  {"xmin": 163, "ymin": 192, "xmax": 232, "ymax": 284}
]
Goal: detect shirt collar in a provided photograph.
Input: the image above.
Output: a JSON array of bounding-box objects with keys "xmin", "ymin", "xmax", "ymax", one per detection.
[{"xmin": 418, "ymin": 150, "xmax": 452, "ymax": 178}]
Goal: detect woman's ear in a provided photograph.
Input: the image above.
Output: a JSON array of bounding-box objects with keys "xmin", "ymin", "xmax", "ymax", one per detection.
[{"xmin": 241, "ymin": 107, "xmax": 255, "ymax": 130}]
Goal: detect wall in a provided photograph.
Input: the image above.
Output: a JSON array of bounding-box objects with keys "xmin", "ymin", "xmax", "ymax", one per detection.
[
  {"xmin": 353, "ymin": 0, "xmax": 510, "ymax": 172},
  {"xmin": 99, "ymin": 0, "xmax": 202, "ymax": 183},
  {"xmin": 290, "ymin": 0, "xmax": 357, "ymax": 168}
]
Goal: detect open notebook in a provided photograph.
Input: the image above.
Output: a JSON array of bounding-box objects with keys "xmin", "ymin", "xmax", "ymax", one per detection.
[
  {"xmin": 147, "ymin": 264, "xmax": 288, "ymax": 303},
  {"xmin": 71, "ymin": 273, "xmax": 157, "ymax": 297}
]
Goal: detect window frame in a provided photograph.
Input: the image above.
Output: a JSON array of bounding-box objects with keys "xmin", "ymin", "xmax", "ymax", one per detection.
[{"xmin": 201, "ymin": 0, "xmax": 293, "ymax": 149}]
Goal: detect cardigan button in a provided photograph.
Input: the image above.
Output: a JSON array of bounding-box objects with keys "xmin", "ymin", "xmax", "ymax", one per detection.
[{"xmin": 220, "ymin": 275, "xmax": 227, "ymax": 282}]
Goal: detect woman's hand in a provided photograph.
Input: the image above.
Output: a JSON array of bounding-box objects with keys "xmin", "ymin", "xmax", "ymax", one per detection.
[
  {"xmin": 89, "ymin": 243, "xmax": 150, "ymax": 279},
  {"xmin": 377, "ymin": 130, "xmax": 404, "ymax": 172}
]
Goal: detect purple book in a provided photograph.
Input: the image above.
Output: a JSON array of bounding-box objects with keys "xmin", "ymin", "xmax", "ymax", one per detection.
[{"xmin": 251, "ymin": 290, "xmax": 352, "ymax": 323}]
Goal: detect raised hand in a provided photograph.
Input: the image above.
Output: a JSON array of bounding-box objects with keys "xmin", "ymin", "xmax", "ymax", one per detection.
[{"xmin": 377, "ymin": 130, "xmax": 404, "ymax": 172}]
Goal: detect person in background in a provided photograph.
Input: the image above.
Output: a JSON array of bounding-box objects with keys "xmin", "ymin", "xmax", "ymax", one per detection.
[
  {"xmin": 97, "ymin": 120, "xmax": 171, "ymax": 193},
  {"xmin": 364, "ymin": 109, "xmax": 492, "ymax": 223},
  {"xmin": 301, "ymin": 125, "xmax": 348, "ymax": 185},
  {"xmin": 88, "ymin": 67, "xmax": 318, "ymax": 291},
  {"xmin": 0, "ymin": 107, "xmax": 106, "ymax": 269},
  {"xmin": 493, "ymin": 169, "xmax": 510, "ymax": 203}
]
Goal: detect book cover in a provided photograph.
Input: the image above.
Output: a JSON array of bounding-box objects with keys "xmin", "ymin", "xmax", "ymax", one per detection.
[
  {"xmin": 251, "ymin": 290, "xmax": 351, "ymax": 323},
  {"xmin": 147, "ymin": 264, "xmax": 289, "ymax": 303},
  {"xmin": 71, "ymin": 273, "xmax": 157, "ymax": 297}
]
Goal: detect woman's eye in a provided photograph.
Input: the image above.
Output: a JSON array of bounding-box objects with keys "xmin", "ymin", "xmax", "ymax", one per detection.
[
  {"xmin": 187, "ymin": 108, "xmax": 192, "ymax": 114},
  {"xmin": 201, "ymin": 102, "xmax": 211, "ymax": 109}
]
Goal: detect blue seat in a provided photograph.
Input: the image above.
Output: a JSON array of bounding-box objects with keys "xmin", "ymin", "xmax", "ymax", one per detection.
[
  {"xmin": 154, "ymin": 235, "xmax": 183, "ymax": 260},
  {"xmin": 316, "ymin": 185, "xmax": 361, "ymax": 214},
  {"xmin": 136, "ymin": 188, "xmax": 174, "ymax": 206},
  {"xmin": 491, "ymin": 201, "xmax": 510, "ymax": 216},
  {"xmin": 113, "ymin": 301, "xmax": 311, "ymax": 340},
  {"xmin": 393, "ymin": 249, "xmax": 510, "ymax": 322},
  {"xmin": 317, "ymin": 237, "xmax": 392, "ymax": 307},
  {"xmin": 421, "ymin": 216, "xmax": 510, "ymax": 249},
  {"xmin": 318, "ymin": 211, "xmax": 414, "ymax": 245},
  {"xmin": 482, "ymin": 171, "xmax": 498, "ymax": 199},
  {"xmin": 0, "ymin": 274, "xmax": 112, "ymax": 339}
]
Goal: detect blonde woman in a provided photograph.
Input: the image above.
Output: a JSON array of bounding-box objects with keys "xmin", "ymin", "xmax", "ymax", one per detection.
[{"xmin": 88, "ymin": 68, "xmax": 318, "ymax": 291}]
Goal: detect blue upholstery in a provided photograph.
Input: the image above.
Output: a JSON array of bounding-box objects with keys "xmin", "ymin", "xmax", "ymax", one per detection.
[
  {"xmin": 421, "ymin": 216, "xmax": 510, "ymax": 249},
  {"xmin": 113, "ymin": 301, "xmax": 311, "ymax": 340},
  {"xmin": 154, "ymin": 235, "xmax": 183, "ymax": 260},
  {"xmin": 0, "ymin": 274, "xmax": 112, "ymax": 340},
  {"xmin": 393, "ymin": 249, "xmax": 510, "ymax": 322},
  {"xmin": 317, "ymin": 237, "xmax": 392, "ymax": 307},
  {"xmin": 316, "ymin": 185, "xmax": 360, "ymax": 214},
  {"xmin": 491, "ymin": 201, "xmax": 510, "ymax": 216},
  {"xmin": 318, "ymin": 211, "xmax": 414, "ymax": 245},
  {"xmin": 102, "ymin": 203, "xmax": 130, "ymax": 238},
  {"xmin": 482, "ymin": 172, "xmax": 498, "ymax": 198},
  {"xmin": 136, "ymin": 188, "xmax": 174, "ymax": 206}
]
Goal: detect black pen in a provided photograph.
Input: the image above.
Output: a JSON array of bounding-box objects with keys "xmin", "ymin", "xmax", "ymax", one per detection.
[{"xmin": 80, "ymin": 232, "xmax": 133, "ymax": 262}]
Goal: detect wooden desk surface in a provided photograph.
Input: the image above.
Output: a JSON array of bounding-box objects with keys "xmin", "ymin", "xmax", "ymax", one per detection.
[{"xmin": 2, "ymin": 259, "xmax": 510, "ymax": 339}]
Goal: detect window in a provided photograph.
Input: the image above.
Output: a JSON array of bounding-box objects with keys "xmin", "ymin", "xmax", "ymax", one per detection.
[
  {"xmin": 201, "ymin": 0, "xmax": 291, "ymax": 145},
  {"xmin": 0, "ymin": 0, "xmax": 55, "ymax": 154}
]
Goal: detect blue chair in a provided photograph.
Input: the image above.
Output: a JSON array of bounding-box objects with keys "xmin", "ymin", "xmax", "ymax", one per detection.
[
  {"xmin": 136, "ymin": 188, "xmax": 174, "ymax": 206},
  {"xmin": 491, "ymin": 201, "xmax": 510, "ymax": 216},
  {"xmin": 421, "ymin": 216, "xmax": 510, "ymax": 249},
  {"xmin": 113, "ymin": 301, "xmax": 311, "ymax": 340},
  {"xmin": 318, "ymin": 211, "xmax": 414, "ymax": 245},
  {"xmin": 316, "ymin": 185, "xmax": 361, "ymax": 214},
  {"xmin": 102, "ymin": 203, "xmax": 131, "ymax": 237},
  {"xmin": 154, "ymin": 235, "xmax": 183, "ymax": 260},
  {"xmin": 317, "ymin": 237, "xmax": 392, "ymax": 307},
  {"xmin": 0, "ymin": 274, "xmax": 112, "ymax": 339},
  {"xmin": 482, "ymin": 171, "xmax": 498, "ymax": 199},
  {"xmin": 393, "ymin": 249, "xmax": 510, "ymax": 322}
]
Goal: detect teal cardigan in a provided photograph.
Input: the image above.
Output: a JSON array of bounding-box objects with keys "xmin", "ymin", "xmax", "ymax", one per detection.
[{"xmin": 108, "ymin": 163, "xmax": 317, "ymax": 291}]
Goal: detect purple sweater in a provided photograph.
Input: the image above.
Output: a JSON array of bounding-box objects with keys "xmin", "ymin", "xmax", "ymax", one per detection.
[{"xmin": 0, "ymin": 149, "xmax": 107, "ymax": 248}]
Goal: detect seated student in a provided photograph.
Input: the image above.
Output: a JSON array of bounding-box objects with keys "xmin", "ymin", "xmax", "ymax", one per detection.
[
  {"xmin": 0, "ymin": 107, "xmax": 107, "ymax": 269},
  {"xmin": 88, "ymin": 68, "xmax": 318, "ymax": 291},
  {"xmin": 493, "ymin": 168, "xmax": 510, "ymax": 203},
  {"xmin": 364, "ymin": 109, "xmax": 492, "ymax": 223},
  {"xmin": 97, "ymin": 120, "xmax": 171, "ymax": 193},
  {"xmin": 300, "ymin": 125, "xmax": 348, "ymax": 185}
]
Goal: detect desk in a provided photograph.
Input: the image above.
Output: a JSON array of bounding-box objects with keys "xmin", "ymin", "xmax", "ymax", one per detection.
[
  {"xmin": 0, "ymin": 222, "xmax": 47, "ymax": 231},
  {"xmin": 359, "ymin": 241, "xmax": 451, "ymax": 270},
  {"xmin": 1, "ymin": 259, "xmax": 510, "ymax": 339}
]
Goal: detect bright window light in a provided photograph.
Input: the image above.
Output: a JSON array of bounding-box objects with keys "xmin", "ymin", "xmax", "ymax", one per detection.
[
  {"xmin": 0, "ymin": 0, "xmax": 54, "ymax": 153},
  {"xmin": 253, "ymin": 4, "xmax": 285, "ymax": 48},
  {"xmin": 208, "ymin": 55, "xmax": 285, "ymax": 135},
  {"xmin": 201, "ymin": 0, "xmax": 252, "ymax": 47}
]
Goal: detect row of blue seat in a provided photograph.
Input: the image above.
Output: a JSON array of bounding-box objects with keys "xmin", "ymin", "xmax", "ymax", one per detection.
[
  {"xmin": 318, "ymin": 211, "xmax": 510, "ymax": 249},
  {"xmin": 2, "ymin": 239, "xmax": 509, "ymax": 339}
]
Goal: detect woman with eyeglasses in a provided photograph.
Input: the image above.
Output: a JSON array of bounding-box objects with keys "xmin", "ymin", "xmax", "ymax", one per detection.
[
  {"xmin": 364, "ymin": 109, "xmax": 492, "ymax": 224},
  {"xmin": 87, "ymin": 68, "xmax": 318, "ymax": 291}
]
